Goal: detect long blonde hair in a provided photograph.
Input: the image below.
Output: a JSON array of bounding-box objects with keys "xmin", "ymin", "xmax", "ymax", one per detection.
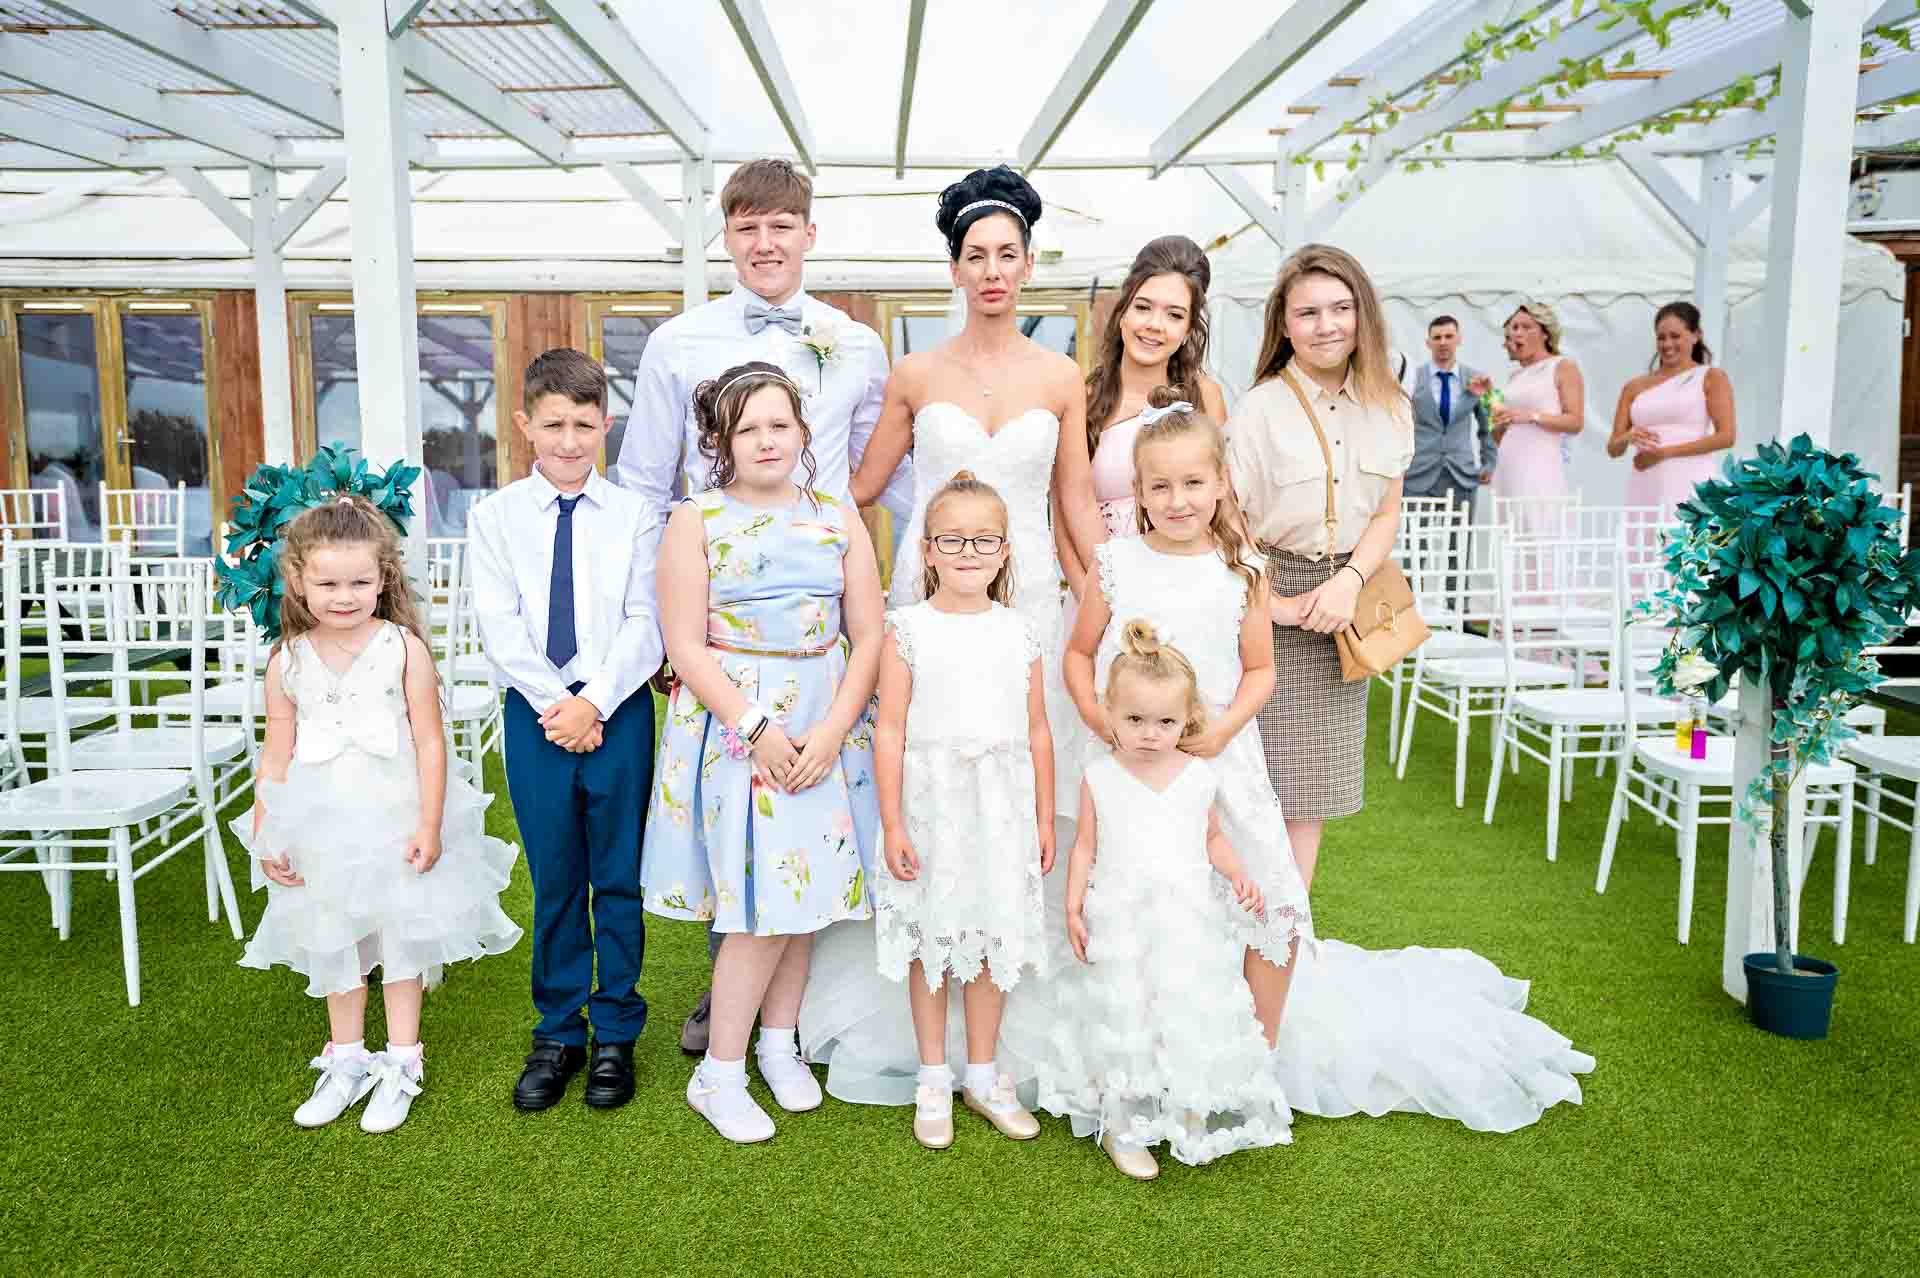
[
  {"xmin": 1252, "ymin": 243, "xmax": 1404, "ymax": 412},
  {"xmin": 276, "ymin": 495, "xmax": 433, "ymax": 670},
  {"xmin": 1104, "ymin": 619, "xmax": 1208, "ymax": 741},
  {"xmin": 918, "ymin": 470, "xmax": 1015, "ymax": 605},
  {"xmin": 1131, "ymin": 385, "xmax": 1264, "ymax": 601}
]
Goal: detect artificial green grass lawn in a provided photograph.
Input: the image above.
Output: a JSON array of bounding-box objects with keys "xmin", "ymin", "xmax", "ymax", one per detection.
[{"xmin": 4, "ymin": 685, "xmax": 1916, "ymax": 1276}]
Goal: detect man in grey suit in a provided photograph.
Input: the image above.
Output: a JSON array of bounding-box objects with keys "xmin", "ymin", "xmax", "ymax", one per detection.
[
  {"xmin": 1406, "ymin": 315, "xmax": 1496, "ymax": 503},
  {"xmin": 1406, "ymin": 316, "xmax": 1495, "ymax": 603}
]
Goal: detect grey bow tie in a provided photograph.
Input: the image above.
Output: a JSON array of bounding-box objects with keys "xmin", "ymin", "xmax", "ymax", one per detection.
[{"xmin": 744, "ymin": 300, "xmax": 804, "ymax": 336}]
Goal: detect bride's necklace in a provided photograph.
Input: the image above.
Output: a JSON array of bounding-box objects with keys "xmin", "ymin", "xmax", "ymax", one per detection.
[{"xmin": 951, "ymin": 343, "xmax": 1016, "ymax": 400}]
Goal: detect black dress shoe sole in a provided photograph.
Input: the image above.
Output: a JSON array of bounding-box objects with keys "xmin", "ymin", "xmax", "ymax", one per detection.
[{"xmin": 513, "ymin": 1087, "xmax": 572, "ymax": 1112}]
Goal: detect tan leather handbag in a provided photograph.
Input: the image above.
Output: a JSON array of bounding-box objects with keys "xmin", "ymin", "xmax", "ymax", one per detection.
[{"xmin": 1277, "ymin": 367, "xmax": 1431, "ymax": 682}]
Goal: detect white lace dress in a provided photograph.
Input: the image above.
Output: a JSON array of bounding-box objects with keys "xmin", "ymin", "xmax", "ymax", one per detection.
[
  {"xmin": 1091, "ymin": 537, "xmax": 1313, "ymax": 961},
  {"xmin": 232, "ymin": 622, "xmax": 523, "ymax": 997},
  {"xmin": 872, "ymin": 601, "xmax": 1047, "ymax": 990},
  {"xmin": 1036, "ymin": 755, "xmax": 1292, "ymax": 1165}
]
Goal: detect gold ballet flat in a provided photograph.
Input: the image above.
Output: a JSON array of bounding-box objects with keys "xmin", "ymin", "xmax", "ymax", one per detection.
[
  {"xmin": 1101, "ymin": 1132, "xmax": 1160, "ymax": 1181},
  {"xmin": 963, "ymin": 1074, "xmax": 1040, "ymax": 1141},
  {"xmin": 912, "ymin": 1085, "xmax": 953, "ymax": 1149}
]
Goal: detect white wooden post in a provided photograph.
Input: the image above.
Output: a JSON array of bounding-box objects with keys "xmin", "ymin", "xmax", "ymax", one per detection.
[
  {"xmin": 1726, "ymin": 0, "xmax": 1867, "ymax": 1003},
  {"xmin": 331, "ymin": 4, "xmax": 423, "ymax": 574},
  {"xmin": 1692, "ymin": 151, "xmax": 1733, "ymax": 359},
  {"xmin": 247, "ymin": 164, "xmax": 296, "ymax": 468},
  {"xmin": 682, "ymin": 156, "xmax": 711, "ymax": 310},
  {"xmin": 1276, "ymin": 147, "xmax": 1307, "ymax": 247}
]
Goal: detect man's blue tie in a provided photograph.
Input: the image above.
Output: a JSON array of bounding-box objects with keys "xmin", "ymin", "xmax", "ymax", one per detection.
[
  {"xmin": 745, "ymin": 300, "xmax": 804, "ymax": 336},
  {"xmin": 1437, "ymin": 369, "xmax": 1452, "ymax": 423},
  {"xmin": 546, "ymin": 494, "xmax": 580, "ymax": 671}
]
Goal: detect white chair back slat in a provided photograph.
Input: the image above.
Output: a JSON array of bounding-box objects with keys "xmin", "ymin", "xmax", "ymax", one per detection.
[
  {"xmin": 45, "ymin": 570, "xmax": 212, "ymax": 765},
  {"xmin": 1494, "ymin": 532, "xmax": 1621, "ymax": 667},
  {"xmin": 100, "ymin": 480, "xmax": 188, "ymax": 558},
  {"xmin": 0, "ymin": 488, "xmax": 71, "ymax": 541}
]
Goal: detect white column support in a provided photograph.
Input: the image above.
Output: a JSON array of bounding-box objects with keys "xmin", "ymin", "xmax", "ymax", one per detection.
[
  {"xmin": 1731, "ymin": 174, "xmax": 1773, "ymax": 233},
  {"xmin": 274, "ymin": 162, "xmax": 347, "ymax": 251},
  {"xmin": 249, "ymin": 165, "xmax": 297, "ymax": 469},
  {"xmin": 331, "ymin": 1, "xmax": 424, "ymax": 571},
  {"xmin": 682, "ymin": 157, "xmax": 713, "ymax": 310},
  {"xmin": 1693, "ymin": 151, "xmax": 1734, "ymax": 357},
  {"xmin": 1278, "ymin": 149, "xmax": 1307, "ymax": 247},
  {"xmin": 604, "ymin": 161, "xmax": 683, "ymax": 241},
  {"xmin": 896, "ymin": 0, "xmax": 930, "ymax": 179},
  {"xmin": 1728, "ymin": 0, "xmax": 1868, "ymax": 1004},
  {"xmin": 167, "ymin": 167, "xmax": 252, "ymax": 245},
  {"xmin": 1619, "ymin": 149, "xmax": 1705, "ymax": 244},
  {"xmin": 1204, "ymin": 164, "xmax": 1286, "ymax": 248}
]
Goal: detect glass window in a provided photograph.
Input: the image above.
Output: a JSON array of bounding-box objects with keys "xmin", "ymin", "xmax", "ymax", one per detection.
[
  {"xmin": 298, "ymin": 303, "xmax": 506, "ymax": 536},
  {"xmin": 19, "ymin": 309, "xmax": 105, "ymax": 541},
  {"xmin": 120, "ymin": 310, "xmax": 215, "ymax": 555}
]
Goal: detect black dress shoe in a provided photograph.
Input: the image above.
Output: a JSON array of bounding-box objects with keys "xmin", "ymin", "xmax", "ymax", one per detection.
[
  {"xmin": 583, "ymin": 1040, "xmax": 636, "ymax": 1109},
  {"xmin": 513, "ymin": 1039, "xmax": 587, "ymax": 1112}
]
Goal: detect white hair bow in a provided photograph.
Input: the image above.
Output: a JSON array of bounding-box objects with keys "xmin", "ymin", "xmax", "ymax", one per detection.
[{"xmin": 1137, "ymin": 400, "xmax": 1194, "ymax": 427}]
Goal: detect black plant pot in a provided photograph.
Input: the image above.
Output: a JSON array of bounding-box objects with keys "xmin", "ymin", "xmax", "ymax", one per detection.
[{"xmin": 1743, "ymin": 953, "xmax": 1839, "ymax": 1040}]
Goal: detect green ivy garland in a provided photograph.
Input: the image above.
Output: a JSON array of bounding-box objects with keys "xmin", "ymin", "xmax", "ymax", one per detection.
[
  {"xmin": 213, "ymin": 443, "xmax": 421, "ymax": 641},
  {"xmin": 1637, "ymin": 436, "xmax": 1920, "ymax": 974}
]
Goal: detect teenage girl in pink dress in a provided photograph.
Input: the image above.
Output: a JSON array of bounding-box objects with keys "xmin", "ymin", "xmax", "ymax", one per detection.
[{"xmin": 1608, "ymin": 301, "xmax": 1736, "ymax": 516}]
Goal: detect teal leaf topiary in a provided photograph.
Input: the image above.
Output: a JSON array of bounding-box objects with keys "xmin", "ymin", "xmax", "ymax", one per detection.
[
  {"xmin": 213, "ymin": 443, "xmax": 419, "ymax": 641},
  {"xmin": 1641, "ymin": 434, "xmax": 1920, "ymax": 976}
]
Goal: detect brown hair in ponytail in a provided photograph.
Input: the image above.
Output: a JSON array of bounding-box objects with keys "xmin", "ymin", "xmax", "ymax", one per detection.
[
  {"xmin": 1103, "ymin": 618, "xmax": 1207, "ymax": 741},
  {"xmin": 918, "ymin": 469, "xmax": 1015, "ymax": 605},
  {"xmin": 1130, "ymin": 385, "xmax": 1264, "ymax": 602}
]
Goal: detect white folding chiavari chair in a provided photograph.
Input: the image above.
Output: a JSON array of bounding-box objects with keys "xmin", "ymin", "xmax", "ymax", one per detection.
[
  {"xmin": 3, "ymin": 542, "xmax": 122, "ymax": 783},
  {"xmin": 1595, "ymin": 615, "xmax": 1857, "ymax": 946},
  {"xmin": 0, "ymin": 488, "xmax": 71, "ymax": 541},
  {"xmin": 0, "ymin": 564, "xmax": 242, "ymax": 1005},
  {"xmin": 149, "ymin": 562, "xmax": 262, "ymax": 807},
  {"xmin": 1395, "ymin": 527, "xmax": 1572, "ymax": 806},
  {"xmin": 100, "ymin": 480, "xmax": 188, "ymax": 558},
  {"xmin": 439, "ymin": 540, "xmax": 503, "ymax": 768},
  {"xmin": 1484, "ymin": 535, "xmax": 1683, "ymax": 861},
  {"xmin": 1385, "ymin": 505, "xmax": 1500, "ymax": 765}
]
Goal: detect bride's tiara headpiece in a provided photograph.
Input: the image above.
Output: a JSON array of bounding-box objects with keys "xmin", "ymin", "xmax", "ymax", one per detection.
[{"xmin": 955, "ymin": 198, "xmax": 1028, "ymax": 227}]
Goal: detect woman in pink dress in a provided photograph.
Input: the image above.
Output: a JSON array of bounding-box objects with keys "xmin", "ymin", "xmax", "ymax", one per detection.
[
  {"xmin": 1064, "ymin": 236, "xmax": 1227, "ymax": 573},
  {"xmin": 1480, "ymin": 302, "xmax": 1586, "ymax": 539},
  {"xmin": 1608, "ymin": 301, "xmax": 1735, "ymax": 517}
]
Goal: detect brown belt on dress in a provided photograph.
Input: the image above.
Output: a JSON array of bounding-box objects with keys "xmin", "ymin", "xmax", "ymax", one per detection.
[{"xmin": 707, "ymin": 637, "xmax": 837, "ymax": 659}]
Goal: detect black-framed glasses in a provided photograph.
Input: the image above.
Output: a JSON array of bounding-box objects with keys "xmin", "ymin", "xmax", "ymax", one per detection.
[{"xmin": 930, "ymin": 534, "xmax": 1005, "ymax": 556}]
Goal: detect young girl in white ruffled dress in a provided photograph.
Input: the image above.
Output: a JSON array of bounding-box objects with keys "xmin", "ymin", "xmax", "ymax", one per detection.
[
  {"xmin": 804, "ymin": 471, "xmax": 1056, "ymax": 1150},
  {"xmin": 236, "ymin": 496, "xmax": 522, "ymax": 1134},
  {"xmin": 1044, "ymin": 620, "xmax": 1291, "ymax": 1178}
]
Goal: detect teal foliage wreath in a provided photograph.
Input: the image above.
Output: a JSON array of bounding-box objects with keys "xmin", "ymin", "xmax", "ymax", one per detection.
[
  {"xmin": 1639, "ymin": 434, "xmax": 1920, "ymax": 972},
  {"xmin": 213, "ymin": 444, "xmax": 421, "ymax": 641}
]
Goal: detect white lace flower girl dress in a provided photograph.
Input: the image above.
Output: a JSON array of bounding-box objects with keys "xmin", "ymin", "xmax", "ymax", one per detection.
[
  {"xmin": 871, "ymin": 600, "xmax": 1047, "ymax": 990},
  {"xmin": 1037, "ymin": 754, "xmax": 1291, "ymax": 1165},
  {"xmin": 233, "ymin": 621, "xmax": 523, "ymax": 996}
]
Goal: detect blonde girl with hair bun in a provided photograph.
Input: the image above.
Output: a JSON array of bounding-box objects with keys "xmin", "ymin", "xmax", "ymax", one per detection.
[
  {"xmin": 1040, "ymin": 618, "xmax": 1291, "ymax": 1180},
  {"xmin": 802, "ymin": 469, "xmax": 1056, "ymax": 1152}
]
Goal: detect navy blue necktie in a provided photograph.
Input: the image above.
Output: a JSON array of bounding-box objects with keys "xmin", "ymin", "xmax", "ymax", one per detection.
[
  {"xmin": 1437, "ymin": 370, "xmax": 1453, "ymax": 423},
  {"xmin": 546, "ymin": 495, "xmax": 581, "ymax": 671}
]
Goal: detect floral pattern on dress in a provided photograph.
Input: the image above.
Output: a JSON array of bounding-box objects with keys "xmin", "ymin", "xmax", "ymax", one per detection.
[{"xmin": 643, "ymin": 488, "xmax": 879, "ymax": 936}]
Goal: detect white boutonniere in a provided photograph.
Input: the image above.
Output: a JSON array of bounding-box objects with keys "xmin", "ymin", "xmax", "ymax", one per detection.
[{"xmin": 796, "ymin": 317, "xmax": 839, "ymax": 397}]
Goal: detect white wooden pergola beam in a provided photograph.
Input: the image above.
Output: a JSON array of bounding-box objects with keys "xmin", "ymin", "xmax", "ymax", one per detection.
[
  {"xmin": 682, "ymin": 156, "xmax": 712, "ymax": 309},
  {"xmin": 397, "ymin": 30, "xmax": 572, "ymax": 165},
  {"xmin": 1676, "ymin": 51, "xmax": 1920, "ymax": 152},
  {"xmin": 1528, "ymin": 30, "xmax": 1781, "ymax": 157},
  {"xmin": 43, "ymin": 0, "xmax": 344, "ymax": 135},
  {"xmin": 0, "ymin": 41, "xmax": 279, "ymax": 164},
  {"xmin": 536, "ymin": 0, "xmax": 709, "ymax": 158},
  {"xmin": 166, "ymin": 166, "xmax": 251, "ymax": 245},
  {"xmin": 1204, "ymin": 164, "xmax": 1287, "ymax": 246},
  {"xmin": 275, "ymin": 162, "xmax": 347, "ymax": 251},
  {"xmin": 1323, "ymin": 12, "xmax": 1643, "ymax": 220},
  {"xmin": 1855, "ymin": 107, "xmax": 1920, "ymax": 147},
  {"xmin": 388, "ymin": 0, "xmax": 432, "ymax": 34},
  {"xmin": 1282, "ymin": 0, "xmax": 1521, "ymax": 158},
  {"xmin": 1693, "ymin": 150, "xmax": 1735, "ymax": 356},
  {"xmin": 603, "ymin": 161, "xmax": 683, "ymax": 241},
  {"xmin": 1149, "ymin": 0, "xmax": 1369, "ymax": 175},
  {"xmin": 249, "ymin": 165, "xmax": 296, "ymax": 468},
  {"xmin": 896, "ymin": 0, "xmax": 930, "ymax": 179},
  {"xmin": 719, "ymin": 0, "xmax": 818, "ymax": 173},
  {"xmin": 1617, "ymin": 148, "xmax": 1705, "ymax": 244},
  {"xmin": 0, "ymin": 101, "xmax": 135, "ymax": 168},
  {"xmin": 1018, "ymin": 0, "xmax": 1155, "ymax": 171},
  {"xmin": 1732, "ymin": 173, "xmax": 1772, "ymax": 231}
]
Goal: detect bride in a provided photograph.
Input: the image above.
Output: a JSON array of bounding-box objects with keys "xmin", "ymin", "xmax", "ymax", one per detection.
[{"xmin": 808, "ymin": 165, "xmax": 1102, "ymax": 1105}]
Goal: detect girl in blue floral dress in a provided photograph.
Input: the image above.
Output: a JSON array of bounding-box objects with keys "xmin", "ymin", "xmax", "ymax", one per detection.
[{"xmin": 645, "ymin": 360, "xmax": 884, "ymax": 1145}]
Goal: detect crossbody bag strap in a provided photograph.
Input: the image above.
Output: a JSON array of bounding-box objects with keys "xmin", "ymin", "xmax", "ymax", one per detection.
[{"xmin": 1276, "ymin": 365, "xmax": 1339, "ymax": 581}]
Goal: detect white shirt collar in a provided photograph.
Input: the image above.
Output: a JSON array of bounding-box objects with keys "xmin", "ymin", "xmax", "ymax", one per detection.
[
  {"xmin": 528, "ymin": 464, "xmax": 610, "ymax": 510},
  {"xmin": 726, "ymin": 283, "xmax": 812, "ymax": 313}
]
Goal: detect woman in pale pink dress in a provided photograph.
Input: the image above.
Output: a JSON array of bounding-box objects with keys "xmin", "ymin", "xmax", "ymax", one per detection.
[
  {"xmin": 1062, "ymin": 236, "xmax": 1227, "ymax": 572},
  {"xmin": 1608, "ymin": 301, "xmax": 1735, "ymax": 517},
  {"xmin": 1478, "ymin": 302, "xmax": 1586, "ymax": 538}
]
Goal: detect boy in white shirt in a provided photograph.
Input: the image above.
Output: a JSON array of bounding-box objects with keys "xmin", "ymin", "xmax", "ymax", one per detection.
[{"xmin": 468, "ymin": 349, "xmax": 661, "ymax": 1113}]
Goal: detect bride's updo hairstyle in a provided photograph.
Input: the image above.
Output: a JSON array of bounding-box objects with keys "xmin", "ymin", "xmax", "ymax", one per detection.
[
  {"xmin": 935, "ymin": 165, "xmax": 1043, "ymax": 260},
  {"xmin": 1104, "ymin": 619, "xmax": 1207, "ymax": 741},
  {"xmin": 1131, "ymin": 386, "xmax": 1263, "ymax": 597},
  {"xmin": 919, "ymin": 469, "xmax": 1015, "ymax": 606},
  {"xmin": 691, "ymin": 359, "xmax": 819, "ymax": 496}
]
